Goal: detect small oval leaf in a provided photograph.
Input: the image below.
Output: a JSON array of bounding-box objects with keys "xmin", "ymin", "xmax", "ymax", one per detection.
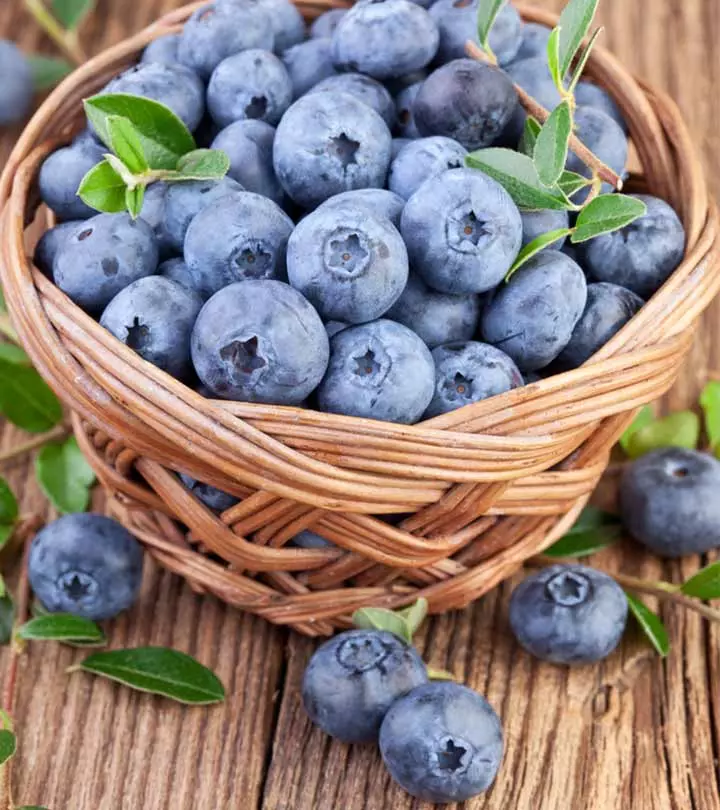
[
  {"xmin": 557, "ymin": 170, "xmax": 591, "ymax": 198},
  {"xmin": 571, "ymin": 194, "xmax": 648, "ymax": 243},
  {"xmin": 534, "ymin": 101, "xmax": 573, "ymax": 187},
  {"xmin": 700, "ymin": 382, "xmax": 720, "ymax": 453},
  {"xmin": 107, "ymin": 116, "xmax": 148, "ymax": 174},
  {"xmin": 626, "ymin": 592, "xmax": 669, "ymax": 656},
  {"xmin": 35, "ymin": 436, "xmax": 96, "ymax": 515},
  {"xmin": 0, "ymin": 360, "xmax": 63, "ymax": 433},
  {"xmin": 0, "ymin": 478, "xmax": 18, "ymax": 525},
  {"xmin": 546, "ymin": 26, "xmax": 563, "ymax": 92},
  {"xmin": 625, "ymin": 411, "xmax": 700, "ymax": 459},
  {"xmin": 557, "ymin": 0, "xmax": 600, "ymax": 77},
  {"xmin": 506, "ymin": 228, "xmax": 574, "ymax": 280},
  {"xmin": 519, "ymin": 117, "xmax": 541, "ymax": 157},
  {"xmin": 125, "ymin": 185, "xmax": 146, "ymax": 220},
  {"xmin": 619, "ymin": 405, "xmax": 654, "ymax": 453},
  {"xmin": 568, "ymin": 27, "xmax": 603, "ymax": 91},
  {"xmin": 17, "ymin": 614, "xmax": 105, "ymax": 645},
  {"xmin": 681, "ymin": 562, "xmax": 720, "ymax": 601},
  {"xmin": 175, "ymin": 149, "xmax": 230, "ymax": 181},
  {"xmin": 352, "ymin": 607, "xmax": 411, "ymax": 643},
  {"xmin": 78, "ymin": 159, "xmax": 127, "ymax": 214},
  {"xmin": 73, "ymin": 647, "xmax": 225, "ymax": 705},
  {"xmin": 476, "ymin": 0, "xmax": 507, "ymax": 53},
  {"xmin": 396, "ymin": 598, "xmax": 429, "ymax": 638},
  {"xmin": 0, "ymin": 729, "xmax": 16, "ymax": 766}
]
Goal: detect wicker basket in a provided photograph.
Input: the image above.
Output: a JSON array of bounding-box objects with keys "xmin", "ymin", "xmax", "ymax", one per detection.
[{"xmin": 0, "ymin": 1, "xmax": 718, "ymax": 636}]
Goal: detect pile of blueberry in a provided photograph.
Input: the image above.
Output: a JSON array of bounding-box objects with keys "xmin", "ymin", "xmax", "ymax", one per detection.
[{"xmin": 33, "ymin": 0, "xmax": 687, "ymax": 426}]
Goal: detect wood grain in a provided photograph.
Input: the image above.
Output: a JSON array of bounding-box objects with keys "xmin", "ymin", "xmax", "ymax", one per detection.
[{"xmin": 1, "ymin": 0, "xmax": 720, "ymax": 808}]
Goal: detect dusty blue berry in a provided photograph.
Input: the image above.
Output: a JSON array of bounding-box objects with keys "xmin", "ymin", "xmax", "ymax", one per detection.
[
  {"xmin": 0, "ymin": 39, "xmax": 33, "ymax": 125},
  {"xmin": 38, "ymin": 138, "xmax": 105, "ymax": 220},
  {"xmin": 316, "ymin": 188, "xmax": 405, "ymax": 228},
  {"xmin": 389, "ymin": 136, "xmax": 467, "ymax": 200},
  {"xmin": 429, "ymin": 0, "xmax": 521, "ymax": 65},
  {"xmin": 141, "ymin": 33, "xmax": 182, "ymax": 65},
  {"xmin": 179, "ymin": 473, "xmax": 240, "ymax": 511},
  {"xmin": 282, "ymin": 38, "xmax": 337, "ymax": 98}
]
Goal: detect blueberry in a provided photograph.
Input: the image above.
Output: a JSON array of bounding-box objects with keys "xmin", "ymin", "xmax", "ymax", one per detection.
[
  {"xmin": 509, "ymin": 564, "xmax": 628, "ymax": 664},
  {"xmin": 566, "ymin": 106, "xmax": 628, "ymax": 201},
  {"xmin": 429, "ymin": 0, "xmax": 521, "ymax": 65},
  {"xmin": 287, "ymin": 205, "xmax": 408, "ymax": 323},
  {"xmin": 302, "ymin": 629, "xmax": 427, "ymax": 743},
  {"xmin": 324, "ymin": 320, "xmax": 349, "ymax": 339},
  {"xmin": 505, "ymin": 56, "xmax": 561, "ymax": 111},
  {"xmin": 575, "ymin": 81, "xmax": 627, "ymax": 133},
  {"xmin": 184, "ymin": 192, "xmax": 293, "ymax": 298},
  {"xmin": 316, "ymin": 188, "xmax": 405, "ymax": 228},
  {"xmin": 620, "ymin": 448, "xmax": 720, "ymax": 557},
  {"xmin": 386, "ymin": 273, "xmax": 480, "ymax": 348},
  {"xmin": 379, "ymin": 682, "xmax": 503, "ymax": 803},
  {"xmin": 54, "ymin": 213, "xmax": 159, "ymax": 314},
  {"xmin": 310, "ymin": 8, "xmax": 348, "ymax": 39},
  {"xmin": 292, "ymin": 530, "xmax": 335, "ymax": 549},
  {"xmin": 385, "ymin": 68, "xmax": 428, "ymax": 95},
  {"xmin": 273, "ymin": 91, "xmax": 392, "ymax": 208},
  {"xmin": 138, "ymin": 182, "xmax": 175, "ymax": 258},
  {"xmin": 401, "ymin": 167, "xmax": 522, "ymax": 294},
  {"xmin": 158, "ymin": 257, "xmax": 207, "ymax": 300},
  {"xmin": 28, "ymin": 514, "xmax": 144, "ymax": 621},
  {"xmin": 38, "ymin": 138, "xmax": 105, "ymax": 220},
  {"xmin": 207, "ymin": 49, "xmax": 293, "ymax": 128},
  {"xmin": 0, "ymin": 40, "xmax": 33, "ymax": 125},
  {"xmin": 520, "ymin": 209, "xmax": 570, "ymax": 249},
  {"xmin": 102, "ymin": 62, "xmax": 205, "ymax": 132},
  {"xmin": 413, "ymin": 59, "xmax": 518, "ymax": 149},
  {"xmin": 163, "ymin": 176, "xmax": 244, "ymax": 253},
  {"xmin": 178, "ymin": 1, "xmax": 274, "ymax": 79},
  {"xmin": 426, "ymin": 340, "xmax": 523, "ymax": 417},
  {"xmin": 481, "ymin": 250, "xmax": 587, "ymax": 371},
  {"xmin": 191, "ymin": 279, "xmax": 329, "ymax": 403},
  {"xmin": 211, "ymin": 120, "xmax": 284, "ymax": 204},
  {"xmin": 141, "ymin": 33, "xmax": 182, "ymax": 65},
  {"xmin": 218, "ymin": 0, "xmax": 305, "ymax": 53},
  {"xmin": 282, "ymin": 38, "xmax": 337, "ymax": 98},
  {"xmin": 309, "ymin": 73, "xmax": 396, "ymax": 129},
  {"xmin": 557, "ymin": 282, "xmax": 644, "ymax": 368},
  {"xmin": 389, "ymin": 136, "xmax": 467, "ymax": 200},
  {"xmin": 579, "ymin": 194, "xmax": 686, "ymax": 299},
  {"xmin": 332, "ymin": 0, "xmax": 439, "ymax": 80},
  {"xmin": 512, "ymin": 22, "xmax": 552, "ymax": 62},
  {"xmin": 179, "ymin": 473, "xmax": 240, "ymax": 511},
  {"xmin": 391, "ymin": 137, "xmax": 411, "ymax": 159},
  {"xmin": 33, "ymin": 221, "xmax": 81, "ymax": 277},
  {"xmin": 317, "ymin": 319, "xmax": 434, "ymax": 423},
  {"xmin": 394, "ymin": 81, "xmax": 423, "ymax": 138}
]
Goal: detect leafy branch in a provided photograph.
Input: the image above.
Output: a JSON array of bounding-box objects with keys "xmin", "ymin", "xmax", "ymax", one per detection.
[{"xmin": 22, "ymin": 0, "xmax": 93, "ymax": 66}]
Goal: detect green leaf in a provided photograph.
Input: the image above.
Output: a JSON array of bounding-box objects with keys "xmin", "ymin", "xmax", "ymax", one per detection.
[
  {"xmin": 0, "ymin": 730, "xmax": 16, "ymax": 766},
  {"xmin": 571, "ymin": 194, "xmax": 648, "ymax": 243},
  {"xmin": 680, "ymin": 562, "xmax": 720, "ymax": 600},
  {"xmin": 125, "ymin": 186, "xmax": 145, "ymax": 219},
  {"xmin": 557, "ymin": 0, "xmax": 599, "ymax": 78},
  {"xmin": 0, "ymin": 343, "xmax": 30, "ymax": 365},
  {"xmin": 0, "ymin": 595, "xmax": 15, "ymax": 645},
  {"xmin": 106, "ymin": 116, "xmax": 148, "ymax": 174},
  {"xmin": 557, "ymin": 170, "xmax": 592, "ymax": 198},
  {"xmin": 700, "ymin": 382, "xmax": 720, "ymax": 453},
  {"xmin": 17, "ymin": 614, "xmax": 105, "ymax": 645},
  {"xmin": 396, "ymin": 598, "xmax": 428, "ymax": 638},
  {"xmin": 0, "ymin": 360, "xmax": 63, "ymax": 433},
  {"xmin": 534, "ymin": 101, "xmax": 573, "ymax": 187},
  {"xmin": 465, "ymin": 149, "xmax": 573, "ymax": 211},
  {"xmin": 547, "ymin": 27, "xmax": 563, "ymax": 92},
  {"xmin": 476, "ymin": 0, "xmax": 507, "ymax": 52},
  {"xmin": 52, "ymin": 0, "xmax": 95, "ymax": 29},
  {"xmin": 0, "ymin": 525, "xmax": 14, "ymax": 552},
  {"xmin": 619, "ymin": 405, "xmax": 654, "ymax": 453},
  {"xmin": 72, "ymin": 647, "xmax": 225, "ymax": 705},
  {"xmin": 84, "ymin": 94, "xmax": 195, "ymax": 171},
  {"xmin": 352, "ymin": 607, "xmax": 412, "ymax": 643},
  {"xmin": 545, "ymin": 506, "xmax": 621, "ymax": 558},
  {"xmin": 27, "ymin": 55, "xmax": 73, "ymax": 92},
  {"xmin": 35, "ymin": 436, "xmax": 96, "ymax": 514},
  {"xmin": 518, "ymin": 117, "xmax": 541, "ymax": 157},
  {"xmin": 568, "ymin": 27, "xmax": 603, "ymax": 92},
  {"xmin": 506, "ymin": 228, "xmax": 574, "ymax": 280},
  {"xmin": 625, "ymin": 411, "xmax": 700, "ymax": 459},
  {"xmin": 77, "ymin": 159, "xmax": 127, "ymax": 214},
  {"xmin": 0, "ymin": 479, "xmax": 18, "ymax": 525},
  {"xmin": 174, "ymin": 149, "xmax": 230, "ymax": 181},
  {"xmin": 626, "ymin": 592, "xmax": 669, "ymax": 656}
]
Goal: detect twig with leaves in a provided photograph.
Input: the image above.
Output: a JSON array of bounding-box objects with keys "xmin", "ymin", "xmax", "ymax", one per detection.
[{"xmin": 22, "ymin": 0, "xmax": 93, "ymax": 67}]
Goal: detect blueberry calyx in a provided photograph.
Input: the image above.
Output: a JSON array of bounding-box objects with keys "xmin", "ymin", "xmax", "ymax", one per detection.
[
  {"xmin": 436, "ymin": 736, "xmax": 471, "ymax": 773},
  {"xmin": 325, "ymin": 230, "xmax": 370, "ymax": 277},
  {"xmin": 328, "ymin": 133, "xmax": 360, "ymax": 169},
  {"xmin": 220, "ymin": 335, "xmax": 268, "ymax": 375},
  {"xmin": 545, "ymin": 570, "xmax": 592, "ymax": 607},
  {"xmin": 125, "ymin": 317, "xmax": 151, "ymax": 352},
  {"xmin": 447, "ymin": 207, "xmax": 488, "ymax": 253},
  {"xmin": 336, "ymin": 633, "xmax": 393, "ymax": 673},
  {"xmin": 58, "ymin": 570, "xmax": 98, "ymax": 603}
]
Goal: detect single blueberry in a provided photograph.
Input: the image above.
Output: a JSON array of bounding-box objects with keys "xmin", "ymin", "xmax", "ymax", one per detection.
[
  {"xmin": 575, "ymin": 81, "xmax": 627, "ymax": 133},
  {"xmin": 310, "ymin": 8, "xmax": 347, "ymax": 39},
  {"xmin": 207, "ymin": 49, "xmax": 293, "ymax": 128},
  {"xmin": 579, "ymin": 194, "xmax": 686, "ymax": 299},
  {"xmin": 557, "ymin": 282, "xmax": 644, "ymax": 368},
  {"xmin": 520, "ymin": 209, "xmax": 570, "ymax": 249},
  {"xmin": 481, "ymin": 250, "xmax": 587, "ymax": 371},
  {"xmin": 217, "ymin": 0, "xmax": 305, "ymax": 53},
  {"xmin": 292, "ymin": 530, "xmax": 335, "ymax": 549},
  {"xmin": 282, "ymin": 38, "xmax": 337, "ymax": 98},
  {"xmin": 379, "ymin": 681, "xmax": 504, "ymax": 803},
  {"xmin": 0, "ymin": 39, "xmax": 33, "ymax": 125},
  {"xmin": 184, "ymin": 192, "xmax": 293, "ymax": 298},
  {"xmin": 179, "ymin": 473, "xmax": 240, "ymax": 511},
  {"xmin": 302, "ymin": 629, "xmax": 428, "ymax": 742},
  {"xmin": 288, "ymin": 205, "xmax": 408, "ymax": 323},
  {"xmin": 317, "ymin": 319, "xmax": 435, "ymax": 423},
  {"xmin": 178, "ymin": 1, "xmax": 274, "ymax": 79},
  {"xmin": 620, "ymin": 448, "xmax": 720, "ymax": 557},
  {"xmin": 505, "ymin": 55, "xmax": 562, "ymax": 111},
  {"xmin": 394, "ymin": 81, "xmax": 423, "ymax": 138},
  {"xmin": 211, "ymin": 120, "xmax": 284, "ymax": 204},
  {"xmin": 158, "ymin": 257, "xmax": 208, "ymax": 300},
  {"xmin": 309, "ymin": 73, "xmax": 396, "ymax": 129},
  {"xmin": 33, "ymin": 221, "xmax": 81, "ymax": 278},
  {"xmin": 512, "ymin": 21, "xmax": 552, "ymax": 62},
  {"xmin": 413, "ymin": 59, "xmax": 518, "ymax": 149},
  {"xmin": 191, "ymin": 279, "xmax": 329, "ymax": 403},
  {"xmin": 316, "ymin": 188, "xmax": 405, "ymax": 228},
  {"xmin": 141, "ymin": 33, "xmax": 182, "ymax": 65},
  {"xmin": 566, "ymin": 106, "xmax": 628, "ymax": 201},
  {"xmin": 38, "ymin": 138, "xmax": 105, "ymax": 220},
  {"xmin": 273, "ymin": 91, "xmax": 392, "ymax": 208},
  {"xmin": 426, "ymin": 340, "xmax": 523, "ymax": 417},
  {"xmin": 401, "ymin": 167, "xmax": 523, "ymax": 294},
  {"xmin": 138, "ymin": 182, "xmax": 175, "ymax": 258},
  {"xmin": 389, "ymin": 136, "xmax": 467, "ymax": 200},
  {"xmin": 509, "ymin": 564, "xmax": 628, "ymax": 664},
  {"xmin": 54, "ymin": 213, "xmax": 159, "ymax": 314},
  {"xmin": 429, "ymin": 0, "xmax": 521, "ymax": 65},
  {"xmin": 28, "ymin": 514, "xmax": 144, "ymax": 621},
  {"xmin": 331, "ymin": 0, "xmax": 439, "ymax": 80}
]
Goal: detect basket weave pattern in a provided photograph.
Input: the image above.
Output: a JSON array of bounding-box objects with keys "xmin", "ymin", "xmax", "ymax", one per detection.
[{"xmin": 1, "ymin": 1, "xmax": 718, "ymax": 635}]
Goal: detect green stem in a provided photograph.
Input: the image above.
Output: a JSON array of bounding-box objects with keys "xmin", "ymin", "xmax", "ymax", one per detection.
[{"xmin": 23, "ymin": 0, "xmax": 86, "ymax": 66}]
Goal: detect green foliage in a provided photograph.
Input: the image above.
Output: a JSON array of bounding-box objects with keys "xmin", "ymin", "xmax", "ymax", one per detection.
[
  {"xmin": 681, "ymin": 562, "xmax": 720, "ymax": 601},
  {"xmin": 35, "ymin": 436, "xmax": 96, "ymax": 514},
  {"xmin": 27, "ymin": 55, "xmax": 72, "ymax": 91},
  {"xmin": 619, "ymin": 405, "xmax": 654, "ymax": 453},
  {"xmin": 353, "ymin": 598, "xmax": 429, "ymax": 644},
  {"xmin": 534, "ymin": 101, "xmax": 573, "ymax": 187},
  {"xmin": 476, "ymin": 0, "xmax": 507, "ymax": 54},
  {"xmin": 544, "ymin": 506, "xmax": 621, "ymax": 558},
  {"xmin": 556, "ymin": 0, "xmax": 600, "ymax": 77},
  {"xmin": 506, "ymin": 229, "xmax": 574, "ymax": 279},
  {"xmin": 17, "ymin": 614, "xmax": 105, "ymax": 646},
  {"xmin": 699, "ymin": 381, "xmax": 720, "ymax": 454},
  {"xmin": 626, "ymin": 592, "xmax": 669, "ymax": 656},
  {"xmin": 624, "ymin": 411, "xmax": 700, "ymax": 459},
  {"xmin": 0, "ymin": 359, "xmax": 63, "ymax": 433},
  {"xmin": 571, "ymin": 195, "xmax": 648, "ymax": 243},
  {"xmin": 52, "ymin": 0, "xmax": 95, "ymax": 29}
]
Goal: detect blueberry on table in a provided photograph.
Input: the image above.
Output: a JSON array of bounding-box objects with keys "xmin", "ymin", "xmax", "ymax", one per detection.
[
  {"xmin": 28, "ymin": 514, "xmax": 144, "ymax": 621},
  {"xmin": 33, "ymin": 221, "xmax": 82, "ymax": 278},
  {"xmin": 38, "ymin": 137, "xmax": 106, "ymax": 221},
  {"xmin": 379, "ymin": 681, "xmax": 504, "ymax": 803},
  {"xmin": 282, "ymin": 38, "xmax": 337, "ymax": 99},
  {"xmin": 579, "ymin": 194, "xmax": 686, "ymax": 299},
  {"xmin": 316, "ymin": 188, "xmax": 405, "ymax": 228},
  {"xmin": 191, "ymin": 280, "xmax": 329, "ymax": 404},
  {"xmin": 54, "ymin": 213, "xmax": 159, "ymax": 315},
  {"xmin": 509, "ymin": 564, "xmax": 628, "ymax": 664},
  {"xmin": 426, "ymin": 341, "xmax": 524, "ymax": 417},
  {"xmin": 179, "ymin": 473, "xmax": 240, "ymax": 512},
  {"xmin": 414, "ymin": 60, "xmax": 517, "ymax": 150},
  {"xmin": 620, "ymin": 448, "xmax": 720, "ymax": 557},
  {"xmin": 309, "ymin": 73, "xmax": 397, "ymax": 130},
  {"xmin": 520, "ymin": 209, "xmax": 570, "ymax": 250},
  {"xmin": 218, "ymin": 0, "xmax": 305, "ymax": 53},
  {"xmin": 287, "ymin": 204, "xmax": 409, "ymax": 323},
  {"xmin": 401, "ymin": 167, "xmax": 523, "ymax": 294},
  {"xmin": 0, "ymin": 40, "xmax": 33, "ymax": 126},
  {"xmin": 273, "ymin": 91, "xmax": 392, "ymax": 208},
  {"xmin": 331, "ymin": 0, "xmax": 439, "ymax": 80},
  {"xmin": 302, "ymin": 629, "xmax": 427, "ymax": 743},
  {"xmin": 566, "ymin": 106, "xmax": 628, "ymax": 201},
  {"xmin": 317, "ymin": 319, "xmax": 435, "ymax": 424},
  {"xmin": 310, "ymin": 8, "xmax": 347, "ymax": 39},
  {"xmin": 511, "ymin": 21, "xmax": 552, "ymax": 63},
  {"xmin": 481, "ymin": 250, "xmax": 587, "ymax": 371},
  {"xmin": 184, "ymin": 192, "xmax": 293, "ymax": 299},
  {"xmin": 394, "ymin": 81, "xmax": 423, "ymax": 138},
  {"xmin": 141, "ymin": 33, "xmax": 182, "ymax": 66},
  {"xmin": 388, "ymin": 136, "xmax": 467, "ymax": 200}
]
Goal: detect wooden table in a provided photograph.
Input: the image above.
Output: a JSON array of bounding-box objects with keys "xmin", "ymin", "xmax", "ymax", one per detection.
[{"xmin": 1, "ymin": 0, "xmax": 720, "ymax": 807}]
